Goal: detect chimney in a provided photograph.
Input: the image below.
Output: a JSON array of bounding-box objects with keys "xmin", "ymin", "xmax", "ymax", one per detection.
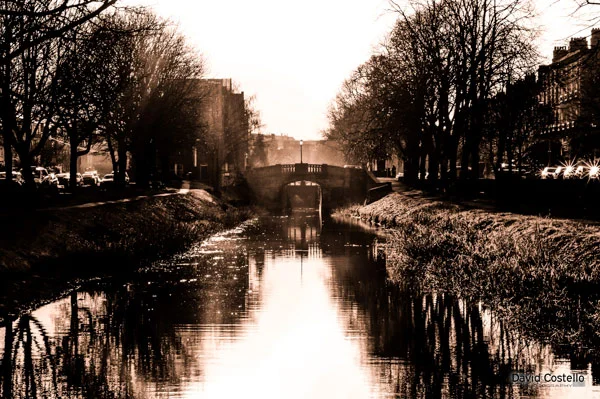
[
  {"xmin": 569, "ymin": 37, "xmax": 588, "ymax": 53},
  {"xmin": 591, "ymin": 28, "xmax": 600, "ymax": 48},
  {"xmin": 553, "ymin": 46, "xmax": 568, "ymax": 62}
]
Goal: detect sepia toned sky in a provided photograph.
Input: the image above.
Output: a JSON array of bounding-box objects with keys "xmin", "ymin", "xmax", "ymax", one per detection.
[{"xmin": 124, "ymin": 0, "xmax": 599, "ymax": 140}]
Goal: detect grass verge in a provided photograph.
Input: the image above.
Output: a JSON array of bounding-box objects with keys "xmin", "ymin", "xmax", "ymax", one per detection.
[
  {"xmin": 336, "ymin": 193, "xmax": 600, "ymax": 345},
  {"xmin": 0, "ymin": 190, "xmax": 254, "ymax": 320}
]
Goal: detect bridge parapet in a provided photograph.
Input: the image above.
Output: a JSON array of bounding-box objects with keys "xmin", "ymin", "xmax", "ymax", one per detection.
[
  {"xmin": 281, "ymin": 164, "xmax": 294, "ymax": 174},
  {"xmin": 255, "ymin": 164, "xmax": 286, "ymax": 177},
  {"xmin": 308, "ymin": 164, "xmax": 322, "ymax": 174},
  {"xmin": 280, "ymin": 163, "xmax": 324, "ymax": 175}
]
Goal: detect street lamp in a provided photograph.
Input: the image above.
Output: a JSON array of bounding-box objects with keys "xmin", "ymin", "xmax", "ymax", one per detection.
[{"xmin": 300, "ymin": 139, "xmax": 303, "ymax": 164}]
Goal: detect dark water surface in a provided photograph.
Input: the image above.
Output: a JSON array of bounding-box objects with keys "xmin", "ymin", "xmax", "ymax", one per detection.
[{"xmin": 1, "ymin": 215, "xmax": 598, "ymax": 398}]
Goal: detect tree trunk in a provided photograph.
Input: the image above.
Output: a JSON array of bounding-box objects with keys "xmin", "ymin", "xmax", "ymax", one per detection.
[
  {"xmin": 17, "ymin": 146, "xmax": 35, "ymax": 191},
  {"xmin": 106, "ymin": 135, "xmax": 118, "ymax": 173},
  {"xmin": 69, "ymin": 136, "xmax": 78, "ymax": 190},
  {"xmin": 506, "ymin": 130, "xmax": 514, "ymax": 173},
  {"xmin": 471, "ymin": 136, "xmax": 481, "ymax": 179},
  {"xmin": 117, "ymin": 141, "xmax": 127, "ymax": 188},
  {"xmin": 496, "ymin": 128, "xmax": 506, "ymax": 172},
  {"xmin": 429, "ymin": 150, "xmax": 439, "ymax": 184},
  {"xmin": 1, "ymin": 86, "xmax": 14, "ymax": 183},
  {"xmin": 460, "ymin": 136, "xmax": 469, "ymax": 179},
  {"xmin": 448, "ymin": 135, "xmax": 458, "ymax": 181},
  {"xmin": 2, "ymin": 138, "xmax": 12, "ymax": 182}
]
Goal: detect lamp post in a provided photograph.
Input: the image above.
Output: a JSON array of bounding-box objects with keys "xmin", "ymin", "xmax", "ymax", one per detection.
[{"xmin": 300, "ymin": 139, "xmax": 303, "ymax": 164}]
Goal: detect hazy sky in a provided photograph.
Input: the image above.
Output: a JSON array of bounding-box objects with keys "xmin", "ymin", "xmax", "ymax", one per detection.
[{"xmin": 124, "ymin": 0, "xmax": 600, "ymax": 140}]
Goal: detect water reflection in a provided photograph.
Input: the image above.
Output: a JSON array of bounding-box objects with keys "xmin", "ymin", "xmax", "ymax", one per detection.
[{"xmin": 1, "ymin": 216, "xmax": 599, "ymax": 398}]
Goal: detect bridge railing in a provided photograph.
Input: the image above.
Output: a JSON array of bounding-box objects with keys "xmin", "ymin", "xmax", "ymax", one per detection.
[
  {"xmin": 308, "ymin": 164, "xmax": 322, "ymax": 173},
  {"xmin": 281, "ymin": 164, "xmax": 295, "ymax": 174},
  {"xmin": 280, "ymin": 164, "xmax": 324, "ymax": 174}
]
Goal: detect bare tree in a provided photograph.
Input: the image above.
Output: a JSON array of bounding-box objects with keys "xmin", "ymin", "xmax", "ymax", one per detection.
[
  {"xmin": 0, "ymin": 1, "xmax": 117, "ymax": 62},
  {"xmin": 328, "ymin": 0, "xmax": 539, "ymax": 187},
  {"xmin": 0, "ymin": 0, "xmax": 117, "ymax": 184},
  {"xmin": 126, "ymin": 16, "xmax": 206, "ymax": 186},
  {"xmin": 92, "ymin": 11, "xmax": 206, "ymax": 186},
  {"xmin": 441, "ymin": 0, "xmax": 538, "ymax": 178},
  {"xmin": 325, "ymin": 61, "xmax": 394, "ymax": 167},
  {"xmin": 249, "ymin": 133, "xmax": 268, "ymax": 168},
  {"xmin": 54, "ymin": 24, "xmax": 116, "ymax": 189},
  {"xmin": 0, "ymin": 20, "xmax": 62, "ymax": 189}
]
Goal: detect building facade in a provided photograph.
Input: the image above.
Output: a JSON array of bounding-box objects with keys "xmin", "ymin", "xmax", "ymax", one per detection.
[
  {"xmin": 538, "ymin": 29, "xmax": 600, "ymax": 160},
  {"xmin": 171, "ymin": 79, "xmax": 249, "ymax": 189}
]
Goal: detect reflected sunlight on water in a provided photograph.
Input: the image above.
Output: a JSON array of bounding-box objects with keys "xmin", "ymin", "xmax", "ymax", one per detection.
[
  {"xmin": 2, "ymin": 215, "xmax": 600, "ymax": 398},
  {"xmin": 186, "ymin": 253, "xmax": 375, "ymax": 399}
]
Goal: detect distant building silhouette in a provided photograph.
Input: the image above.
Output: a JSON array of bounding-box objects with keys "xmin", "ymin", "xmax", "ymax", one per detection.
[{"xmin": 248, "ymin": 133, "xmax": 345, "ymax": 167}]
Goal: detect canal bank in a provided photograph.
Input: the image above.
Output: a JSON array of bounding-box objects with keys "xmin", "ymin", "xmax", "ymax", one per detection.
[
  {"xmin": 337, "ymin": 193, "xmax": 600, "ymax": 346},
  {"xmin": 0, "ymin": 189, "xmax": 253, "ymax": 320}
]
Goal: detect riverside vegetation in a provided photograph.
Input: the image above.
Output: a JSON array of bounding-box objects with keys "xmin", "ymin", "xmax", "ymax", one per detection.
[
  {"xmin": 0, "ymin": 190, "xmax": 254, "ymax": 320},
  {"xmin": 338, "ymin": 193, "xmax": 600, "ymax": 349}
]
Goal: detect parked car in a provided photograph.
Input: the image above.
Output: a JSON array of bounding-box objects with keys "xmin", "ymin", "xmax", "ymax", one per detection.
[
  {"xmin": 40, "ymin": 172, "xmax": 60, "ymax": 193},
  {"xmin": 0, "ymin": 171, "xmax": 25, "ymax": 185},
  {"xmin": 573, "ymin": 165, "xmax": 587, "ymax": 179},
  {"xmin": 0, "ymin": 171, "xmax": 25, "ymax": 194},
  {"xmin": 100, "ymin": 173, "xmax": 115, "ymax": 188},
  {"xmin": 82, "ymin": 170, "xmax": 100, "ymax": 187},
  {"xmin": 498, "ymin": 163, "xmax": 533, "ymax": 179},
  {"xmin": 589, "ymin": 164, "xmax": 600, "ymax": 180},
  {"xmin": 25, "ymin": 166, "xmax": 50, "ymax": 186},
  {"xmin": 100, "ymin": 171, "xmax": 131, "ymax": 187},
  {"xmin": 541, "ymin": 166, "xmax": 562, "ymax": 179},
  {"xmin": 562, "ymin": 164, "xmax": 579, "ymax": 179},
  {"xmin": 56, "ymin": 172, "xmax": 83, "ymax": 188},
  {"xmin": 56, "ymin": 173, "xmax": 69, "ymax": 186}
]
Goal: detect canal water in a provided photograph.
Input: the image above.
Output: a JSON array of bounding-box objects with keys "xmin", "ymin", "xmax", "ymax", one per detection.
[{"xmin": 1, "ymin": 215, "xmax": 599, "ymax": 398}]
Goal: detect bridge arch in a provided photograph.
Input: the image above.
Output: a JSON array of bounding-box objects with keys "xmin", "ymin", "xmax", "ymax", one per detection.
[{"xmin": 282, "ymin": 180, "xmax": 322, "ymax": 214}]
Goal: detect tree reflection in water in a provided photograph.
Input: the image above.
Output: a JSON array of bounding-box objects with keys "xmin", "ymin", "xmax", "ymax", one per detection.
[
  {"xmin": 1, "ymin": 261, "xmax": 249, "ymax": 399},
  {"xmin": 328, "ymin": 217, "xmax": 598, "ymax": 398},
  {"xmin": 1, "ymin": 216, "xmax": 600, "ymax": 398}
]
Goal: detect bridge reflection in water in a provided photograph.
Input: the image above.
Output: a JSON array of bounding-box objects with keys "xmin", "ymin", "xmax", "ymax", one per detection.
[
  {"xmin": 284, "ymin": 181, "xmax": 322, "ymax": 215},
  {"xmin": 1, "ymin": 216, "xmax": 599, "ymax": 398}
]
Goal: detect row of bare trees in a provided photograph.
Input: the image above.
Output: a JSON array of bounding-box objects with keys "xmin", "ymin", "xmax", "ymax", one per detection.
[
  {"xmin": 326, "ymin": 0, "xmax": 545, "ymax": 183},
  {"xmin": 0, "ymin": 1, "xmax": 210, "ymax": 191},
  {"xmin": 1, "ymin": 1, "xmax": 114, "ymax": 188}
]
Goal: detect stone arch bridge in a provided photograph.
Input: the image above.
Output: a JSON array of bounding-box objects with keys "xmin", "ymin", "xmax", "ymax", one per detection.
[{"xmin": 245, "ymin": 163, "xmax": 381, "ymax": 211}]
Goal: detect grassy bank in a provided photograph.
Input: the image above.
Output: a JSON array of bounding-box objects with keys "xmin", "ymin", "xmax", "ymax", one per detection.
[
  {"xmin": 337, "ymin": 193, "xmax": 600, "ymax": 345},
  {"xmin": 0, "ymin": 190, "xmax": 253, "ymax": 319}
]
